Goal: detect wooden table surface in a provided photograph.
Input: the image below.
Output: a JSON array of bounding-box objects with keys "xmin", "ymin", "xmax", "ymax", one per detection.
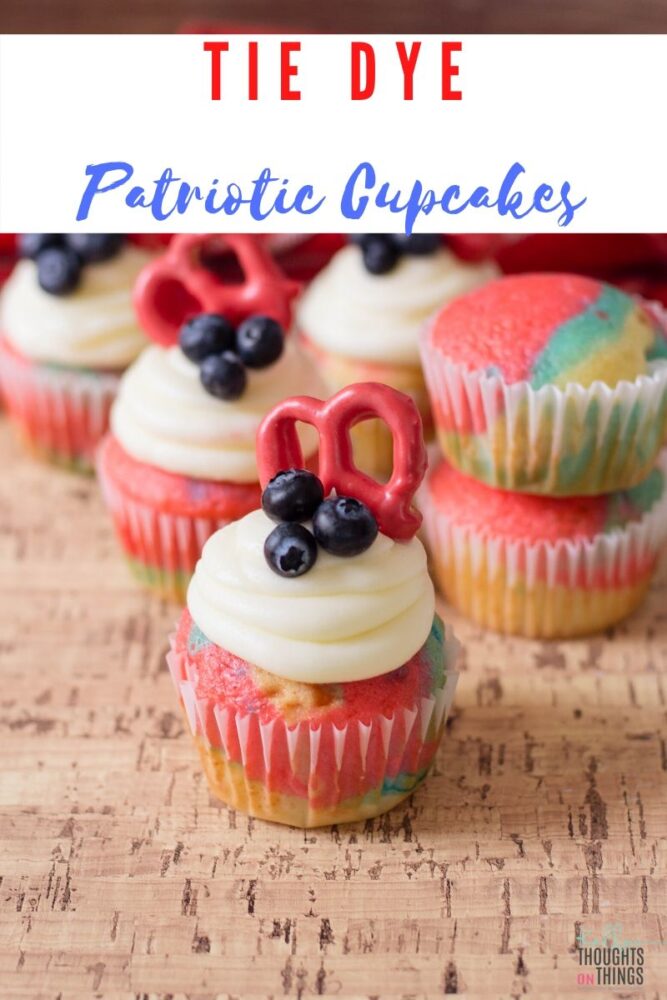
[{"xmin": 1, "ymin": 418, "xmax": 666, "ymax": 998}]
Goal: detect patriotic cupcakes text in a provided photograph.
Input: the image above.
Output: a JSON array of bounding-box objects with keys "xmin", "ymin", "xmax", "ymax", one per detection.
[{"xmin": 76, "ymin": 160, "xmax": 586, "ymax": 233}]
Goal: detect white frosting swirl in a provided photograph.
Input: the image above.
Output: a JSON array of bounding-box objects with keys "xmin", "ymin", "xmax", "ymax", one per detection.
[
  {"xmin": 111, "ymin": 339, "xmax": 322, "ymax": 482},
  {"xmin": 1, "ymin": 246, "xmax": 152, "ymax": 369},
  {"xmin": 187, "ymin": 508, "xmax": 435, "ymax": 683},
  {"xmin": 297, "ymin": 244, "xmax": 498, "ymax": 365}
]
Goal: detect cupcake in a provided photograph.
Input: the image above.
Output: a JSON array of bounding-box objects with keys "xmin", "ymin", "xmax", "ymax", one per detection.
[
  {"xmin": 97, "ymin": 234, "xmax": 322, "ymax": 603},
  {"xmin": 420, "ymin": 454, "xmax": 667, "ymax": 638},
  {"xmin": 421, "ymin": 273, "xmax": 667, "ymax": 495},
  {"xmin": 167, "ymin": 382, "xmax": 459, "ymax": 827},
  {"xmin": 0, "ymin": 235, "xmax": 152, "ymax": 472},
  {"xmin": 297, "ymin": 235, "xmax": 497, "ymax": 478}
]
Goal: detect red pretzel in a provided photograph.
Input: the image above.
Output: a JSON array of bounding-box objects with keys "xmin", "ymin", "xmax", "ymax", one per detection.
[
  {"xmin": 133, "ymin": 234, "xmax": 301, "ymax": 346},
  {"xmin": 257, "ymin": 382, "xmax": 427, "ymax": 541}
]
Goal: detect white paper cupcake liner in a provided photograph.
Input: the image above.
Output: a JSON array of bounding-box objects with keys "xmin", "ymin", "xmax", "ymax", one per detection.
[
  {"xmin": 166, "ymin": 629, "xmax": 459, "ymax": 826},
  {"xmin": 97, "ymin": 457, "xmax": 231, "ymax": 603},
  {"xmin": 0, "ymin": 336, "xmax": 119, "ymax": 472},
  {"xmin": 419, "ymin": 451, "xmax": 667, "ymax": 637},
  {"xmin": 420, "ymin": 309, "xmax": 667, "ymax": 496}
]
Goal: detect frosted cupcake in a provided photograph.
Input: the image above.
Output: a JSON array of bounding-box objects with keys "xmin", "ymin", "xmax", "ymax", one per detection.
[
  {"xmin": 297, "ymin": 235, "xmax": 497, "ymax": 478},
  {"xmin": 98, "ymin": 234, "xmax": 322, "ymax": 602},
  {"xmin": 421, "ymin": 273, "xmax": 667, "ymax": 495},
  {"xmin": 0, "ymin": 235, "xmax": 152, "ymax": 471},
  {"xmin": 421, "ymin": 455, "xmax": 667, "ymax": 637},
  {"xmin": 168, "ymin": 382, "xmax": 458, "ymax": 826}
]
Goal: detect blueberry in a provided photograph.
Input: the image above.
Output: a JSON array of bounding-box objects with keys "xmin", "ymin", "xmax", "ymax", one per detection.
[
  {"xmin": 264, "ymin": 522, "xmax": 318, "ymax": 577},
  {"xmin": 312, "ymin": 496, "xmax": 378, "ymax": 557},
  {"xmin": 393, "ymin": 234, "xmax": 441, "ymax": 255},
  {"xmin": 36, "ymin": 247, "xmax": 82, "ymax": 295},
  {"xmin": 235, "ymin": 315, "xmax": 285, "ymax": 369},
  {"xmin": 64, "ymin": 234, "xmax": 126, "ymax": 263},
  {"xmin": 180, "ymin": 313, "xmax": 236, "ymax": 363},
  {"xmin": 199, "ymin": 352, "xmax": 247, "ymax": 400},
  {"xmin": 361, "ymin": 236, "xmax": 399, "ymax": 275},
  {"xmin": 262, "ymin": 469, "xmax": 325, "ymax": 523},
  {"xmin": 19, "ymin": 234, "xmax": 63, "ymax": 260}
]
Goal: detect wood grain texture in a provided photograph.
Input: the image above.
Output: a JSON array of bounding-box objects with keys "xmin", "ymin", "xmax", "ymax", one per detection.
[
  {"xmin": 2, "ymin": 0, "xmax": 667, "ymax": 33},
  {"xmin": 0, "ymin": 418, "xmax": 666, "ymax": 998}
]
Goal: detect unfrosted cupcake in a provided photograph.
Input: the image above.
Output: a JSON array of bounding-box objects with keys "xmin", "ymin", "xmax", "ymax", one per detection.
[
  {"xmin": 168, "ymin": 382, "xmax": 459, "ymax": 827},
  {"xmin": 0, "ymin": 235, "xmax": 152, "ymax": 471},
  {"xmin": 420, "ymin": 454, "xmax": 667, "ymax": 637},
  {"xmin": 98, "ymin": 234, "xmax": 322, "ymax": 602},
  {"xmin": 421, "ymin": 273, "xmax": 667, "ymax": 495},
  {"xmin": 297, "ymin": 235, "xmax": 497, "ymax": 478}
]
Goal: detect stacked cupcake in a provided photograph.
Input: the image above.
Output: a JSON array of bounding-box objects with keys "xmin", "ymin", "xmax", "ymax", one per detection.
[{"xmin": 418, "ymin": 273, "xmax": 667, "ymax": 638}]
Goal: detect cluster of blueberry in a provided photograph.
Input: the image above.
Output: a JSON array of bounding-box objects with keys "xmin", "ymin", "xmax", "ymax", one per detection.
[
  {"xmin": 20, "ymin": 234, "xmax": 126, "ymax": 295},
  {"xmin": 179, "ymin": 313, "xmax": 285, "ymax": 401},
  {"xmin": 351, "ymin": 233, "xmax": 442, "ymax": 275},
  {"xmin": 262, "ymin": 469, "xmax": 379, "ymax": 578}
]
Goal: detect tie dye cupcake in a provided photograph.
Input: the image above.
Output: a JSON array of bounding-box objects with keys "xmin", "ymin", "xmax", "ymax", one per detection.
[
  {"xmin": 421, "ymin": 273, "xmax": 667, "ymax": 495},
  {"xmin": 167, "ymin": 382, "xmax": 459, "ymax": 827},
  {"xmin": 420, "ymin": 454, "xmax": 667, "ymax": 637},
  {"xmin": 97, "ymin": 234, "xmax": 323, "ymax": 603},
  {"xmin": 297, "ymin": 236, "xmax": 497, "ymax": 478},
  {"xmin": 0, "ymin": 235, "xmax": 152, "ymax": 471}
]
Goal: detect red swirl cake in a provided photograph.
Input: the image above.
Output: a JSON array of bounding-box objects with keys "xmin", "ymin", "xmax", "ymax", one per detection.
[{"xmin": 420, "ymin": 273, "xmax": 667, "ymax": 495}]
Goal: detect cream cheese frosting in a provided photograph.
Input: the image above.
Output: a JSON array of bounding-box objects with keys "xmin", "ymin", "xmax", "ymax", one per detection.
[
  {"xmin": 1, "ymin": 246, "xmax": 152, "ymax": 369},
  {"xmin": 297, "ymin": 244, "xmax": 498, "ymax": 366},
  {"xmin": 111, "ymin": 339, "xmax": 322, "ymax": 482},
  {"xmin": 187, "ymin": 508, "xmax": 436, "ymax": 683}
]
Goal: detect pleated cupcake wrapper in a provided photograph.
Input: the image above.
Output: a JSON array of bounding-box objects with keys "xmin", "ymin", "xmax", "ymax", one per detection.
[
  {"xmin": 420, "ymin": 452, "xmax": 667, "ymax": 636},
  {"xmin": 166, "ymin": 633, "xmax": 459, "ymax": 809},
  {"xmin": 419, "ymin": 309, "xmax": 667, "ymax": 495},
  {"xmin": 421, "ymin": 449, "xmax": 667, "ymax": 591},
  {"xmin": 97, "ymin": 456, "xmax": 231, "ymax": 601},
  {"xmin": 0, "ymin": 336, "xmax": 119, "ymax": 470}
]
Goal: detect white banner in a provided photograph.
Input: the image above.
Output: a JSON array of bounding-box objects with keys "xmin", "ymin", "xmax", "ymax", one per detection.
[{"xmin": 0, "ymin": 34, "xmax": 664, "ymax": 233}]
